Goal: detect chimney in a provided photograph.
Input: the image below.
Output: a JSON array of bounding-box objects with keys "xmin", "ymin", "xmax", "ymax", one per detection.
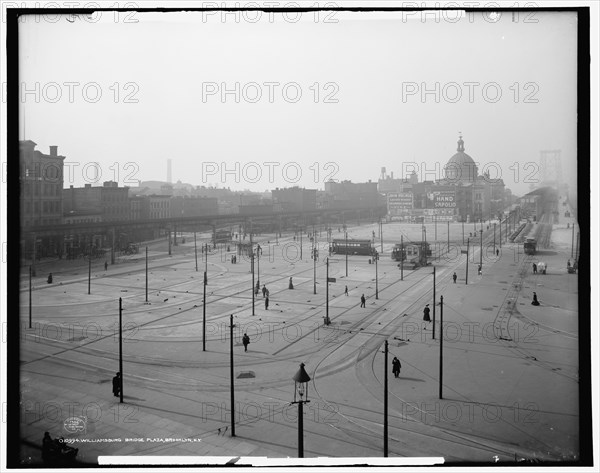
[{"xmin": 49, "ymin": 145, "xmax": 58, "ymax": 156}]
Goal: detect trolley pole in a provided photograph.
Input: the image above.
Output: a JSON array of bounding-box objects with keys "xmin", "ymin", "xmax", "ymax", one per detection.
[
  {"xmin": 119, "ymin": 297, "xmax": 123, "ymax": 404},
  {"xmin": 432, "ymin": 266, "xmax": 436, "ymax": 340},
  {"xmin": 145, "ymin": 246, "xmax": 148, "ymax": 302},
  {"xmin": 439, "ymin": 295, "xmax": 444, "ymax": 399},
  {"xmin": 384, "ymin": 339, "xmax": 389, "ymax": 457},
  {"xmin": 229, "ymin": 314, "xmax": 236, "ymax": 437},
  {"xmin": 465, "ymin": 238, "xmax": 469, "ymax": 285},
  {"xmin": 29, "ymin": 265, "xmax": 32, "ymax": 329}
]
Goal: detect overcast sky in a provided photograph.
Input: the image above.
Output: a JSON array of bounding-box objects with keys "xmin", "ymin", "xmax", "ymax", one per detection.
[{"xmin": 18, "ymin": 8, "xmax": 578, "ymax": 196}]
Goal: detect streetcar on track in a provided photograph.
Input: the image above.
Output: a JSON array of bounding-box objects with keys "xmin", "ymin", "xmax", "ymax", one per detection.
[
  {"xmin": 330, "ymin": 239, "xmax": 375, "ymax": 256},
  {"xmin": 391, "ymin": 242, "xmax": 431, "ymax": 268},
  {"xmin": 524, "ymin": 238, "xmax": 537, "ymax": 255}
]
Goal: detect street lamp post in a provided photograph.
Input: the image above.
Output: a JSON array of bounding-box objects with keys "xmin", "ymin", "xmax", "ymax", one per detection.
[
  {"xmin": 325, "ymin": 257, "xmax": 330, "ymax": 325},
  {"xmin": 256, "ymin": 244, "xmax": 261, "ymax": 291},
  {"xmin": 432, "ymin": 266, "xmax": 436, "ymax": 340},
  {"xmin": 145, "ymin": 246, "xmax": 148, "ymax": 303},
  {"xmin": 203, "ymin": 243, "xmax": 208, "ymax": 351},
  {"xmin": 313, "ymin": 238, "xmax": 317, "ymax": 295},
  {"xmin": 194, "ymin": 231, "xmax": 198, "ymax": 271},
  {"xmin": 383, "ymin": 339, "xmax": 388, "ymax": 457},
  {"xmin": 291, "ymin": 363, "xmax": 311, "ymax": 458},
  {"xmin": 439, "ymin": 295, "xmax": 444, "ymax": 399},
  {"xmin": 493, "ymin": 223, "xmax": 496, "ymax": 254},
  {"xmin": 400, "ymin": 235, "xmax": 404, "ymax": 281},
  {"xmin": 465, "ymin": 238, "xmax": 469, "ymax": 285},
  {"xmin": 29, "ymin": 265, "xmax": 32, "ymax": 328},
  {"xmin": 251, "ymin": 251, "xmax": 255, "ymax": 316}
]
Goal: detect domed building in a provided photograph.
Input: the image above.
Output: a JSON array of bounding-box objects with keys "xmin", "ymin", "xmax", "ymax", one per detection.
[
  {"xmin": 381, "ymin": 134, "xmax": 507, "ymax": 223},
  {"xmin": 444, "ymin": 135, "xmax": 478, "ymax": 182}
]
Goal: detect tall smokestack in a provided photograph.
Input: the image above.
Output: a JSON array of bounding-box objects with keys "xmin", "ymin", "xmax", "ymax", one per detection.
[{"xmin": 167, "ymin": 159, "xmax": 172, "ymax": 184}]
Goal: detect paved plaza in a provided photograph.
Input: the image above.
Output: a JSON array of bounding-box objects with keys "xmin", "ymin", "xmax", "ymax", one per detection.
[{"xmin": 18, "ymin": 212, "xmax": 579, "ymax": 464}]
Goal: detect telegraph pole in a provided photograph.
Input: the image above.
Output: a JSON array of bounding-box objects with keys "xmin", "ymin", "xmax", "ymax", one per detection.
[
  {"xmin": 439, "ymin": 295, "xmax": 444, "ymax": 399},
  {"xmin": 383, "ymin": 340, "xmax": 389, "ymax": 457},
  {"xmin": 229, "ymin": 314, "xmax": 236, "ymax": 437}
]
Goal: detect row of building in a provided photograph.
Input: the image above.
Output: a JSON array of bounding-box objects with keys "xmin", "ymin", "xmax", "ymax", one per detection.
[{"xmin": 20, "ymin": 135, "xmax": 512, "ymax": 229}]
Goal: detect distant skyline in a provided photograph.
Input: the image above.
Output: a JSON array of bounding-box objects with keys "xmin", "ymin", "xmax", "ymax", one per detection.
[{"xmin": 18, "ymin": 9, "xmax": 578, "ymax": 197}]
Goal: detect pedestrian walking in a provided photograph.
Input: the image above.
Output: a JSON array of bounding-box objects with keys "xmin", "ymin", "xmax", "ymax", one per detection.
[
  {"xmin": 496, "ymin": 249, "xmax": 499, "ymax": 256},
  {"xmin": 533, "ymin": 263, "xmax": 537, "ymax": 274},
  {"xmin": 392, "ymin": 357, "xmax": 401, "ymax": 378},
  {"xmin": 452, "ymin": 272, "xmax": 457, "ymax": 283},
  {"xmin": 104, "ymin": 261, "xmax": 108, "ymax": 271},
  {"xmin": 112, "ymin": 372, "xmax": 121, "ymax": 397},
  {"xmin": 423, "ymin": 304, "xmax": 431, "ymax": 323},
  {"xmin": 262, "ymin": 284, "xmax": 267, "ymax": 298},
  {"xmin": 265, "ymin": 296, "xmax": 269, "ymax": 310},
  {"xmin": 242, "ymin": 333, "xmax": 250, "ymax": 352},
  {"xmin": 531, "ymin": 292, "xmax": 540, "ymax": 306},
  {"xmin": 478, "ymin": 264, "xmax": 482, "ymax": 276},
  {"xmin": 344, "ymin": 285, "xmax": 348, "ymax": 296},
  {"xmin": 289, "ymin": 277, "xmax": 294, "ymax": 289},
  {"xmin": 47, "ymin": 273, "xmax": 53, "ymax": 284},
  {"xmin": 360, "ymin": 294, "xmax": 366, "ymax": 308}
]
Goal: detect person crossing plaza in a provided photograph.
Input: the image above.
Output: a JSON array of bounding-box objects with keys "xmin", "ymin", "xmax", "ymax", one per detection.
[{"xmin": 360, "ymin": 294, "xmax": 366, "ymax": 308}]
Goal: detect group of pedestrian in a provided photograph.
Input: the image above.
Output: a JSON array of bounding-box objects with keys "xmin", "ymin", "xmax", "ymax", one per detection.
[{"xmin": 231, "ymin": 255, "xmax": 237, "ymax": 264}]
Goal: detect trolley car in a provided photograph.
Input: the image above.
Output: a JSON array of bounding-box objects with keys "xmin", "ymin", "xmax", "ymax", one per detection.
[
  {"xmin": 391, "ymin": 242, "xmax": 431, "ymax": 267},
  {"xmin": 524, "ymin": 238, "xmax": 537, "ymax": 255},
  {"xmin": 330, "ymin": 239, "xmax": 375, "ymax": 256}
]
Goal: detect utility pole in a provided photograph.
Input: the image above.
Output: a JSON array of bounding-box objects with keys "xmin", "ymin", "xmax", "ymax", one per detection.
[
  {"xmin": 380, "ymin": 219, "xmax": 383, "ymax": 253},
  {"xmin": 435, "ymin": 217, "xmax": 437, "ymax": 241},
  {"xmin": 29, "ymin": 265, "xmax": 32, "ymax": 329},
  {"xmin": 145, "ymin": 246, "xmax": 148, "ymax": 302},
  {"xmin": 313, "ymin": 236, "xmax": 317, "ymax": 295},
  {"xmin": 439, "ymin": 295, "xmax": 443, "ymax": 399},
  {"xmin": 119, "ymin": 297, "xmax": 123, "ymax": 404},
  {"xmin": 432, "ymin": 266, "xmax": 436, "ymax": 340},
  {"xmin": 229, "ymin": 314, "xmax": 236, "ymax": 437},
  {"xmin": 325, "ymin": 257, "xmax": 330, "ymax": 325},
  {"xmin": 203, "ymin": 243, "xmax": 208, "ymax": 351},
  {"xmin": 345, "ymin": 231, "xmax": 348, "ymax": 277},
  {"xmin": 251, "ymin": 251, "xmax": 255, "ymax": 316},
  {"xmin": 400, "ymin": 235, "xmax": 404, "ymax": 281},
  {"xmin": 493, "ymin": 223, "xmax": 496, "ymax": 254},
  {"xmin": 384, "ymin": 339, "xmax": 388, "ymax": 457},
  {"xmin": 479, "ymin": 229, "xmax": 483, "ymax": 269},
  {"xmin": 571, "ymin": 223, "xmax": 575, "ymax": 258},
  {"xmin": 375, "ymin": 251, "xmax": 379, "ymax": 300},
  {"xmin": 465, "ymin": 238, "xmax": 469, "ymax": 285},
  {"xmin": 194, "ymin": 231, "xmax": 198, "ymax": 271}
]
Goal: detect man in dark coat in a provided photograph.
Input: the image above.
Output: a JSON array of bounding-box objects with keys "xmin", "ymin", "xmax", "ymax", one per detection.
[
  {"xmin": 423, "ymin": 304, "xmax": 431, "ymax": 322},
  {"xmin": 265, "ymin": 296, "xmax": 269, "ymax": 310},
  {"xmin": 452, "ymin": 272, "xmax": 457, "ymax": 283},
  {"xmin": 531, "ymin": 292, "xmax": 540, "ymax": 306},
  {"xmin": 112, "ymin": 372, "xmax": 121, "ymax": 397},
  {"xmin": 392, "ymin": 357, "xmax": 401, "ymax": 378},
  {"xmin": 242, "ymin": 333, "xmax": 250, "ymax": 352},
  {"xmin": 360, "ymin": 294, "xmax": 366, "ymax": 308},
  {"xmin": 533, "ymin": 263, "xmax": 537, "ymax": 274}
]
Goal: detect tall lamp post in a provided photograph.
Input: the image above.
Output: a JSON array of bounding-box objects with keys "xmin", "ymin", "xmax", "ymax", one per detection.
[
  {"xmin": 203, "ymin": 243, "xmax": 208, "ymax": 351},
  {"xmin": 291, "ymin": 363, "xmax": 311, "ymax": 458},
  {"xmin": 256, "ymin": 244, "xmax": 261, "ymax": 291},
  {"xmin": 313, "ymin": 239, "xmax": 317, "ymax": 295},
  {"xmin": 345, "ymin": 230, "xmax": 348, "ymax": 277}
]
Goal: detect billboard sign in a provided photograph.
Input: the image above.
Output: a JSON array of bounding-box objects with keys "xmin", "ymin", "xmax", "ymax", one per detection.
[{"xmin": 387, "ymin": 192, "xmax": 413, "ymax": 216}]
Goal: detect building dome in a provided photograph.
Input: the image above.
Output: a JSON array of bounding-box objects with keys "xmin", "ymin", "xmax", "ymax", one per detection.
[{"xmin": 444, "ymin": 135, "xmax": 478, "ymax": 182}]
